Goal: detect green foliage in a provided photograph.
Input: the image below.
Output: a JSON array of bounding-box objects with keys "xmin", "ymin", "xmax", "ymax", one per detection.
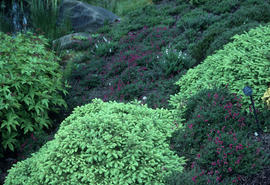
[
  {"xmin": 186, "ymin": 0, "xmax": 212, "ymax": 6},
  {"xmin": 169, "ymin": 85, "xmax": 246, "ymax": 167},
  {"xmin": 197, "ymin": 130, "xmax": 269, "ymax": 182},
  {"xmin": 176, "ymin": 9, "xmax": 220, "ymax": 32},
  {"xmin": 154, "ymin": 46, "xmax": 186, "ymax": 77},
  {"xmin": 4, "ymin": 98, "xmax": 186, "ymax": 185},
  {"xmin": 94, "ymin": 41, "xmax": 119, "ymax": 57},
  {"xmin": 167, "ymin": 85, "xmax": 270, "ymax": 184},
  {"xmin": 169, "ymin": 23, "xmax": 270, "ymax": 117},
  {"xmin": 0, "ymin": 31, "xmax": 69, "ymax": 154},
  {"xmin": 115, "ymin": 0, "xmax": 153, "ymax": 16},
  {"xmin": 164, "ymin": 165, "xmax": 229, "ymax": 185},
  {"xmin": 17, "ymin": 130, "xmax": 53, "ymax": 161},
  {"xmin": 181, "ymin": 85, "xmax": 240, "ymax": 125}
]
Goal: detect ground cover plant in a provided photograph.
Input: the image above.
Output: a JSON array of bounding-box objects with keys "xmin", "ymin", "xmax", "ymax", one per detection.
[
  {"xmin": 165, "ymin": 85, "xmax": 270, "ymax": 184},
  {"xmin": 1, "ymin": 0, "xmax": 270, "ymax": 184}
]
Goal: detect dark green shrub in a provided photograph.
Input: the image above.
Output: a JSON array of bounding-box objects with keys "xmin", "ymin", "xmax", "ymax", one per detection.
[
  {"xmin": 203, "ymin": 0, "xmax": 241, "ymax": 14},
  {"xmin": 176, "ymin": 9, "xmax": 219, "ymax": 32},
  {"xmin": 0, "ymin": 31, "xmax": 69, "ymax": 157},
  {"xmin": 195, "ymin": 129, "xmax": 270, "ymax": 183},
  {"xmin": 167, "ymin": 84, "xmax": 270, "ymax": 184},
  {"xmin": 169, "ymin": 84, "xmax": 251, "ymax": 168},
  {"xmin": 164, "ymin": 165, "xmax": 231, "ymax": 185},
  {"xmin": 190, "ymin": 21, "xmax": 228, "ymax": 62}
]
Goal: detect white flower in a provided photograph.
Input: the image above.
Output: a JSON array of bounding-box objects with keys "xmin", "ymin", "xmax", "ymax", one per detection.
[
  {"xmin": 254, "ymin": 132, "xmax": 258, "ymax": 137},
  {"xmin": 109, "ymin": 83, "xmax": 111, "ymax": 86},
  {"xmin": 95, "ymin": 43, "xmax": 98, "ymax": 48},
  {"xmin": 109, "ymin": 48, "xmax": 112, "ymax": 53},
  {"xmin": 157, "ymin": 56, "xmax": 159, "ymax": 59},
  {"xmin": 103, "ymin": 36, "xmax": 107, "ymax": 42},
  {"xmin": 142, "ymin": 96, "xmax": 147, "ymax": 100},
  {"xmin": 165, "ymin": 49, "xmax": 169, "ymax": 55}
]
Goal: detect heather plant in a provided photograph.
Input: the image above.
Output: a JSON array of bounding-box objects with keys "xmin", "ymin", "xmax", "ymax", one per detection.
[
  {"xmin": 164, "ymin": 165, "xmax": 232, "ymax": 185},
  {"xmin": 166, "ymin": 85, "xmax": 270, "ymax": 184},
  {"xmin": 194, "ymin": 129, "xmax": 270, "ymax": 184},
  {"xmin": 169, "ymin": 85, "xmax": 249, "ymax": 167},
  {"xmin": 63, "ymin": 25, "xmax": 182, "ymax": 114},
  {"xmin": 166, "ymin": 129, "xmax": 269, "ymax": 185}
]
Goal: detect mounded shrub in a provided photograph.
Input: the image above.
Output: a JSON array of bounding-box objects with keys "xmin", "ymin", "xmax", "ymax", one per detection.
[
  {"xmin": 168, "ymin": 23, "xmax": 270, "ymax": 118},
  {"xmin": 169, "ymin": 85, "xmax": 250, "ymax": 168},
  {"xmin": 166, "ymin": 85, "xmax": 270, "ymax": 184},
  {"xmin": 0, "ymin": 31, "xmax": 69, "ymax": 157},
  {"xmin": 4, "ymin": 98, "xmax": 186, "ymax": 185}
]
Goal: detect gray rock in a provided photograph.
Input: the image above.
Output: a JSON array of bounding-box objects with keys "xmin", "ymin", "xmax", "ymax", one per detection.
[
  {"xmin": 56, "ymin": 0, "xmax": 121, "ymax": 33},
  {"xmin": 52, "ymin": 32, "xmax": 93, "ymax": 50}
]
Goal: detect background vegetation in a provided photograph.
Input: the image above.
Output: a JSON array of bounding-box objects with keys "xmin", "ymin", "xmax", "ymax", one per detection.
[{"xmin": 0, "ymin": 0, "xmax": 270, "ymax": 184}]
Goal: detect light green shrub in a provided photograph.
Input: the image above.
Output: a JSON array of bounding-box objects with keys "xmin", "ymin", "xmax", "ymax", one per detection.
[
  {"xmin": 4, "ymin": 98, "xmax": 186, "ymax": 185},
  {"xmin": 169, "ymin": 23, "xmax": 270, "ymax": 121},
  {"xmin": 0, "ymin": 31, "xmax": 70, "ymax": 157}
]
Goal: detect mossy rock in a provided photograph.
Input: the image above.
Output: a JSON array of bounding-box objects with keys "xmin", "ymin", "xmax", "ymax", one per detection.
[
  {"xmin": 4, "ymin": 98, "xmax": 186, "ymax": 185},
  {"xmin": 169, "ymin": 23, "xmax": 270, "ymax": 120}
]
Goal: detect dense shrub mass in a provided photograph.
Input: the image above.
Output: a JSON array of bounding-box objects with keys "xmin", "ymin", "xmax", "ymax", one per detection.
[
  {"xmin": 60, "ymin": 0, "xmax": 270, "ymax": 121},
  {"xmin": 4, "ymin": 98, "xmax": 186, "ymax": 185},
  {"xmin": 165, "ymin": 85, "xmax": 269, "ymax": 184},
  {"xmin": 1, "ymin": 0, "xmax": 270, "ymax": 184},
  {"xmin": 0, "ymin": 31, "xmax": 69, "ymax": 157},
  {"xmin": 168, "ymin": 23, "xmax": 270, "ymax": 118}
]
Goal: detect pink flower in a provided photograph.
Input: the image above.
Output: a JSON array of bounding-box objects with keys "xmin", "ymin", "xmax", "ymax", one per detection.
[
  {"xmin": 228, "ymin": 167, "xmax": 232, "ymax": 172},
  {"xmin": 188, "ymin": 124, "xmax": 193, "ymax": 129},
  {"xmin": 197, "ymin": 153, "xmax": 201, "ymax": 158},
  {"xmin": 235, "ymin": 159, "xmax": 240, "ymax": 165},
  {"xmin": 191, "ymin": 162, "xmax": 196, "ymax": 169},
  {"xmin": 192, "ymin": 176, "xmax": 197, "ymax": 183}
]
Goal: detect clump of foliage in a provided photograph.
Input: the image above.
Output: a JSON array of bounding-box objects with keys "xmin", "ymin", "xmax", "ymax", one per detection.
[
  {"xmin": 165, "ymin": 85, "xmax": 270, "ymax": 184},
  {"xmin": 4, "ymin": 98, "xmax": 186, "ymax": 185},
  {"xmin": 0, "ymin": 31, "xmax": 70, "ymax": 158},
  {"xmin": 169, "ymin": 23, "xmax": 270, "ymax": 117}
]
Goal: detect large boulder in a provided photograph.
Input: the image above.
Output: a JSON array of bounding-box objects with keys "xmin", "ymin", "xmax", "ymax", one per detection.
[
  {"xmin": 4, "ymin": 98, "xmax": 186, "ymax": 185},
  {"xmin": 168, "ymin": 23, "xmax": 270, "ymax": 119},
  {"xmin": 56, "ymin": 0, "xmax": 121, "ymax": 33}
]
